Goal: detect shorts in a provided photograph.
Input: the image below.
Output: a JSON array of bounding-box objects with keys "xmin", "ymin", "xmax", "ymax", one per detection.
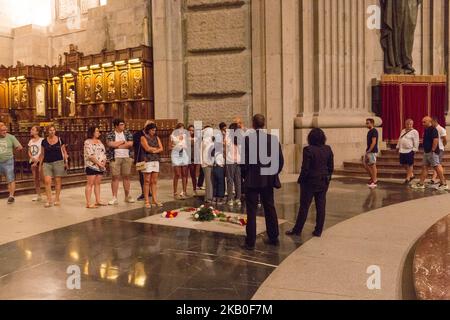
[
  {"xmin": 43, "ymin": 160, "xmax": 67, "ymax": 178},
  {"xmin": 143, "ymin": 161, "xmax": 160, "ymax": 173},
  {"xmin": 399, "ymin": 151, "xmax": 415, "ymax": 166},
  {"xmin": 365, "ymin": 153, "xmax": 377, "ymax": 166},
  {"xmin": 86, "ymin": 167, "xmax": 104, "ymax": 176},
  {"xmin": 0, "ymin": 158, "xmax": 15, "ymax": 183},
  {"xmin": 110, "ymin": 157, "xmax": 133, "ymax": 177},
  {"xmin": 438, "ymin": 150, "xmax": 444, "ymax": 162},
  {"xmin": 171, "ymin": 149, "xmax": 190, "ymax": 167},
  {"xmin": 423, "ymin": 152, "xmax": 440, "ymax": 168}
]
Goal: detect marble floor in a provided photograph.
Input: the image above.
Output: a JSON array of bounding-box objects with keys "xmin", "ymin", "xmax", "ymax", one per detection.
[{"xmin": 0, "ymin": 177, "xmax": 443, "ymax": 300}]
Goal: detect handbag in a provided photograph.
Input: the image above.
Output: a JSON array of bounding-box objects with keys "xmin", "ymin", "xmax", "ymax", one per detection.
[{"xmin": 135, "ymin": 137, "xmax": 147, "ymax": 172}]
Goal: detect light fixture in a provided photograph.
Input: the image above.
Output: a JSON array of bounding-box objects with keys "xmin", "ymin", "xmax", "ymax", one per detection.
[
  {"xmin": 79, "ymin": 66, "xmax": 89, "ymax": 71},
  {"xmin": 63, "ymin": 73, "xmax": 73, "ymax": 78},
  {"xmin": 17, "ymin": 75, "xmax": 26, "ymax": 80},
  {"xmin": 128, "ymin": 58, "xmax": 140, "ymax": 64},
  {"xmin": 52, "ymin": 77, "xmax": 60, "ymax": 81},
  {"xmin": 8, "ymin": 77, "xmax": 16, "ymax": 81},
  {"xmin": 90, "ymin": 64, "xmax": 100, "ymax": 69},
  {"xmin": 102, "ymin": 62, "xmax": 113, "ymax": 68},
  {"xmin": 115, "ymin": 60, "xmax": 126, "ymax": 66}
]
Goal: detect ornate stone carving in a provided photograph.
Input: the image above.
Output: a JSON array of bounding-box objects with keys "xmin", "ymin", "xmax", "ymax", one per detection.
[
  {"xmin": 133, "ymin": 70, "xmax": 143, "ymax": 98},
  {"xmin": 35, "ymin": 84, "xmax": 46, "ymax": 116},
  {"xmin": 21, "ymin": 83, "xmax": 28, "ymax": 104},
  {"xmin": 107, "ymin": 74, "xmax": 115, "ymax": 100},
  {"xmin": 95, "ymin": 76, "xmax": 103, "ymax": 101},
  {"xmin": 84, "ymin": 76, "xmax": 91, "ymax": 102},
  {"xmin": 121, "ymin": 72, "xmax": 129, "ymax": 99}
]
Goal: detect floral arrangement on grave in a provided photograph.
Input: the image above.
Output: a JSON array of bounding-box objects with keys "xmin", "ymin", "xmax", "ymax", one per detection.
[
  {"xmin": 161, "ymin": 210, "xmax": 179, "ymax": 219},
  {"xmin": 192, "ymin": 205, "xmax": 221, "ymax": 222},
  {"xmin": 191, "ymin": 206, "xmax": 247, "ymax": 226}
]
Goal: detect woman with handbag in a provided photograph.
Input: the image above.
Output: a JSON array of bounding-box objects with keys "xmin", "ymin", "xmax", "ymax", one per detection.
[
  {"xmin": 84, "ymin": 126, "xmax": 107, "ymax": 209},
  {"xmin": 39, "ymin": 125, "xmax": 69, "ymax": 208},
  {"xmin": 140, "ymin": 123, "xmax": 164, "ymax": 208}
]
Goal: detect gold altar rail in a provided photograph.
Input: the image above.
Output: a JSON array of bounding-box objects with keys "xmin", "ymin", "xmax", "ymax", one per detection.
[{"xmin": 381, "ymin": 74, "xmax": 447, "ymax": 83}]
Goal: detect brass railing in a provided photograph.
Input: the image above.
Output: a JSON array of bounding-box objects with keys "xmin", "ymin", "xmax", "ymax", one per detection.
[{"xmin": 0, "ymin": 119, "xmax": 176, "ymax": 185}]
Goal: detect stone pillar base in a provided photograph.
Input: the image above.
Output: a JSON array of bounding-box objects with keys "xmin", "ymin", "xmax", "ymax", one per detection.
[{"xmin": 292, "ymin": 115, "xmax": 383, "ymax": 172}]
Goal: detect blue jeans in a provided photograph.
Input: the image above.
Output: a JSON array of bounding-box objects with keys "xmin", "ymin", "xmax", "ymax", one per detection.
[
  {"xmin": 212, "ymin": 166, "xmax": 225, "ymax": 198},
  {"xmin": 0, "ymin": 158, "xmax": 15, "ymax": 183}
]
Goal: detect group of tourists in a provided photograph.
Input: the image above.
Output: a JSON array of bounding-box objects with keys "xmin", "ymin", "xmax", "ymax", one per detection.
[
  {"xmin": 1, "ymin": 113, "xmax": 449, "ymax": 250},
  {"xmin": 363, "ymin": 116, "xmax": 448, "ymax": 191}
]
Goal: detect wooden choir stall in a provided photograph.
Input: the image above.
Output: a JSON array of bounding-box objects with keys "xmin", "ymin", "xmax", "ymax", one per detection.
[{"xmin": 0, "ymin": 45, "xmax": 176, "ymax": 191}]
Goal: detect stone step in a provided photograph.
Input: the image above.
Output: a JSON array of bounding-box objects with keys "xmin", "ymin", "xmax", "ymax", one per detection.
[
  {"xmin": 344, "ymin": 161, "xmax": 450, "ymax": 170},
  {"xmin": 335, "ymin": 168, "xmax": 450, "ymax": 179}
]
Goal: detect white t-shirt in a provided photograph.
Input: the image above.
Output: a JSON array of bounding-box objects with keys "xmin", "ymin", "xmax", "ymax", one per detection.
[
  {"xmin": 28, "ymin": 138, "xmax": 44, "ymax": 161},
  {"xmin": 114, "ymin": 131, "xmax": 130, "ymax": 158},
  {"xmin": 436, "ymin": 125, "xmax": 447, "ymax": 151},
  {"xmin": 397, "ymin": 129, "xmax": 419, "ymax": 154}
]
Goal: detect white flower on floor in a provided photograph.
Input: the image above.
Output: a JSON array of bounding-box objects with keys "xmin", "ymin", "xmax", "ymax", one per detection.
[
  {"xmin": 161, "ymin": 212, "xmax": 168, "ymax": 218},
  {"xmin": 194, "ymin": 213, "xmax": 200, "ymax": 219}
]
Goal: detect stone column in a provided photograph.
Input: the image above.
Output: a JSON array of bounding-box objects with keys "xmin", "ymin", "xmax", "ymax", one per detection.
[
  {"xmin": 293, "ymin": 0, "xmax": 383, "ymax": 167},
  {"xmin": 152, "ymin": 0, "xmax": 184, "ymax": 120},
  {"xmin": 185, "ymin": 0, "xmax": 252, "ymax": 127}
]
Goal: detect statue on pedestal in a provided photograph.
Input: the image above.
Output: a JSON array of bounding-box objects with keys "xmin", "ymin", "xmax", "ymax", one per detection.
[
  {"xmin": 381, "ymin": 0, "xmax": 422, "ymax": 74},
  {"xmin": 66, "ymin": 85, "xmax": 76, "ymax": 117}
]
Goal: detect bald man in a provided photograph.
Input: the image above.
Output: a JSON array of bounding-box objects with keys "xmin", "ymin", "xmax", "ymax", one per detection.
[
  {"xmin": 0, "ymin": 122, "xmax": 23, "ymax": 204},
  {"xmin": 412, "ymin": 117, "xmax": 448, "ymax": 190}
]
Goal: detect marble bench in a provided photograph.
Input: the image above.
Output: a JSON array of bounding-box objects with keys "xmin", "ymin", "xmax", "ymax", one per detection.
[
  {"xmin": 413, "ymin": 214, "xmax": 450, "ymax": 300},
  {"xmin": 253, "ymin": 194, "xmax": 450, "ymax": 300}
]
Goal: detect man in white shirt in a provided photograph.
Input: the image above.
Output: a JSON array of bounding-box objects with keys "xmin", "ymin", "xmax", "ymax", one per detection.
[
  {"xmin": 430, "ymin": 117, "xmax": 447, "ymax": 185},
  {"xmin": 106, "ymin": 119, "xmax": 135, "ymax": 205}
]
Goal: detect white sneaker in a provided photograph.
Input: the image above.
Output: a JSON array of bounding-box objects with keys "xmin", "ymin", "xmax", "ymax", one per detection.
[
  {"xmin": 368, "ymin": 182, "xmax": 378, "ymax": 189},
  {"xmin": 227, "ymin": 200, "xmax": 234, "ymax": 207},
  {"xmin": 32, "ymin": 196, "xmax": 42, "ymax": 202},
  {"xmin": 108, "ymin": 198, "xmax": 118, "ymax": 206},
  {"xmin": 125, "ymin": 196, "xmax": 135, "ymax": 203},
  {"xmin": 438, "ymin": 184, "xmax": 449, "ymax": 191},
  {"xmin": 235, "ymin": 200, "xmax": 242, "ymax": 207}
]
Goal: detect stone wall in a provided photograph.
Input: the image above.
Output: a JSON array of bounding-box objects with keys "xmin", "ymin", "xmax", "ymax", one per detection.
[
  {"xmin": 49, "ymin": 0, "xmax": 151, "ymax": 65},
  {"xmin": 184, "ymin": 0, "xmax": 252, "ymax": 126},
  {"xmin": 0, "ymin": 0, "xmax": 151, "ymax": 67},
  {"xmin": 0, "ymin": 33, "xmax": 13, "ymax": 66}
]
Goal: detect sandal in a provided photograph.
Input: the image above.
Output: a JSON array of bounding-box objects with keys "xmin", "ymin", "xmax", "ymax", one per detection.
[
  {"xmin": 152, "ymin": 202, "xmax": 163, "ymax": 207},
  {"xmin": 95, "ymin": 202, "xmax": 108, "ymax": 207},
  {"xmin": 86, "ymin": 204, "xmax": 99, "ymax": 209},
  {"xmin": 145, "ymin": 202, "xmax": 152, "ymax": 209},
  {"xmin": 54, "ymin": 201, "xmax": 61, "ymax": 207},
  {"xmin": 44, "ymin": 202, "xmax": 53, "ymax": 208}
]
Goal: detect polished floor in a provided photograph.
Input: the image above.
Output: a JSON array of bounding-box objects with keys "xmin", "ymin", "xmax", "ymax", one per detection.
[{"xmin": 0, "ymin": 177, "xmax": 442, "ymax": 300}]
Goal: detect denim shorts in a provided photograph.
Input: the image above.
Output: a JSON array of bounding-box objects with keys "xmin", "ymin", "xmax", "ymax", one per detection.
[
  {"xmin": 423, "ymin": 152, "xmax": 440, "ymax": 168},
  {"xmin": 43, "ymin": 160, "xmax": 67, "ymax": 178},
  {"xmin": 0, "ymin": 158, "xmax": 15, "ymax": 183},
  {"xmin": 365, "ymin": 153, "xmax": 377, "ymax": 166}
]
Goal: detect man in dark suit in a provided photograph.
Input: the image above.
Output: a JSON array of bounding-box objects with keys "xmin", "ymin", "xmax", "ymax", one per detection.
[{"xmin": 241, "ymin": 114, "xmax": 284, "ymax": 250}]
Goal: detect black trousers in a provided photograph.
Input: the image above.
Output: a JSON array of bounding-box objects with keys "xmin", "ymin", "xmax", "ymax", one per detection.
[
  {"xmin": 292, "ymin": 185, "xmax": 328, "ymax": 236},
  {"xmin": 245, "ymin": 187, "xmax": 279, "ymax": 247},
  {"xmin": 212, "ymin": 166, "xmax": 225, "ymax": 198},
  {"xmin": 197, "ymin": 167, "xmax": 205, "ymax": 188}
]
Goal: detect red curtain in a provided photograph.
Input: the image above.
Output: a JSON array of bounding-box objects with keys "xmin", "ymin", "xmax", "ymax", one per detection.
[
  {"xmin": 381, "ymin": 82, "xmax": 447, "ymax": 141},
  {"xmin": 381, "ymin": 83, "xmax": 401, "ymax": 141},
  {"xmin": 403, "ymin": 85, "xmax": 428, "ymax": 137},
  {"xmin": 431, "ymin": 84, "xmax": 447, "ymax": 127}
]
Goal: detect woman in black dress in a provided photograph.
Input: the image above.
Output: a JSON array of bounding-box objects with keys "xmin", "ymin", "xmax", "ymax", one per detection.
[{"xmin": 286, "ymin": 128, "xmax": 334, "ymax": 238}]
